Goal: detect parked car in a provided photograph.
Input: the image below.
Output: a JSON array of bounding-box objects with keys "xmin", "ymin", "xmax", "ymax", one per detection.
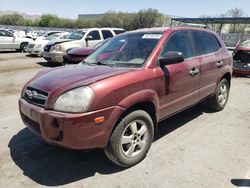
[
  {"xmin": 233, "ymin": 39, "xmax": 250, "ymax": 76},
  {"xmin": 63, "ymin": 39, "xmax": 110, "ymax": 64},
  {"xmin": 19, "ymin": 27, "xmax": 232, "ymax": 167},
  {"xmin": 63, "ymin": 47, "xmax": 95, "ymax": 64},
  {"xmin": 42, "ymin": 28, "xmax": 125, "ymax": 64},
  {"xmin": 27, "ymin": 32, "xmax": 69, "ymax": 56},
  {"xmin": 0, "ymin": 29, "xmax": 33, "ymax": 52},
  {"xmin": 34, "ymin": 31, "xmax": 65, "ymax": 41}
]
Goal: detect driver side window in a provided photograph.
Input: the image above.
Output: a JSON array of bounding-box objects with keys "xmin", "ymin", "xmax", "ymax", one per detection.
[
  {"xmin": 87, "ymin": 30, "xmax": 101, "ymax": 40},
  {"xmin": 161, "ymin": 31, "xmax": 194, "ymax": 59}
]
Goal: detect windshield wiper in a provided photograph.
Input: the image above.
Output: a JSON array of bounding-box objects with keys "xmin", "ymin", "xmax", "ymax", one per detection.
[
  {"xmin": 96, "ymin": 61, "xmax": 115, "ymax": 67},
  {"xmin": 82, "ymin": 60, "xmax": 115, "ymax": 67}
]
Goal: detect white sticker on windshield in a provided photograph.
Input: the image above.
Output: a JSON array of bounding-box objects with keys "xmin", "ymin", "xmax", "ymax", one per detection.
[{"xmin": 142, "ymin": 34, "xmax": 162, "ymax": 39}]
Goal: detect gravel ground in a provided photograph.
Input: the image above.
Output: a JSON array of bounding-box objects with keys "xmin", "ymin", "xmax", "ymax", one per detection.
[{"xmin": 0, "ymin": 52, "xmax": 250, "ymax": 188}]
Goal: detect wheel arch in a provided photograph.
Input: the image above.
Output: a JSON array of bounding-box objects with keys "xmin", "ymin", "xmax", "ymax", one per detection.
[
  {"xmin": 111, "ymin": 101, "xmax": 158, "ymax": 141},
  {"xmin": 19, "ymin": 42, "xmax": 29, "ymax": 51},
  {"xmin": 221, "ymin": 72, "xmax": 231, "ymax": 87}
]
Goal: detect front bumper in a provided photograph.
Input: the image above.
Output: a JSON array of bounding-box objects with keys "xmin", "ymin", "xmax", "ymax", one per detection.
[
  {"xmin": 233, "ymin": 62, "xmax": 250, "ymax": 75},
  {"xmin": 27, "ymin": 47, "xmax": 42, "ymax": 55},
  {"xmin": 42, "ymin": 51, "xmax": 64, "ymax": 63},
  {"xmin": 19, "ymin": 98, "xmax": 125, "ymax": 149}
]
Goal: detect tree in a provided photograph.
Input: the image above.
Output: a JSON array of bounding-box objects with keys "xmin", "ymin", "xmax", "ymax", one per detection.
[
  {"xmin": 132, "ymin": 8, "xmax": 164, "ymax": 29},
  {"xmin": 0, "ymin": 14, "xmax": 26, "ymax": 26},
  {"xmin": 0, "ymin": 9, "xmax": 167, "ymax": 29},
  {"xmin": 226, "ymin": 8, "xmax": 247, "ymax": 33},
  {"xmin": 38, "ymin": 14, "xmax": 60, "ymax": 27}
]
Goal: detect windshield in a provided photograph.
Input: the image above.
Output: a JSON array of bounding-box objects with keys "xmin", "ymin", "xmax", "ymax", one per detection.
[
  {"xmin": 46, "ymin": 34, "xmax": 61, "ymax": 40},
  {"xmin": 68, "ymin": 30, "xmax": 85, "ymax": 40},
  {"xmin": 84, "ymin": 33, "xmax": 162, "ymax": 68}
]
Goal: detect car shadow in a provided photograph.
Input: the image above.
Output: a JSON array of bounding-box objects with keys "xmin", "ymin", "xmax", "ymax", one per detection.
[
  {"xmin": 26, "ymin": 54, "xmax": 41, "ymax": 58},
  {"xmin": 36, "ymin": 61, "xmax": 62, "ymax": 68},
  {"xmin": 231, "ymin": 179, "xmax": 250, "ymax": 187},
  {"xmin": 154, "ymin": 103, "xmax": 213, "ymax": 141},
  {"xmin": 0, "ymin": 50, "xmax": 19, "ymax": 53},
  {"xmin": 8, "ymin": 129, "xmax": 123, "ymax": 186},
  {"xmin": 8, "ymin": 103, "xmax": 215, "ymax": 186}
]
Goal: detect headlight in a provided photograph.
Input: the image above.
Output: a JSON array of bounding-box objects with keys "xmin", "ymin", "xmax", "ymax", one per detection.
[
  {"xmin": 54, "ymin": 87, "xmax": 94, "ymax": 113},
  {"xmin": 51, "ymin": 44, "xmax": 60, "ymax": 51}
]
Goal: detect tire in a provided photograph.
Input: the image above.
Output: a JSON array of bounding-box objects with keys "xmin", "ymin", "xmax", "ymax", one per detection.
[
  {"xmin": 104, "ymin": 110, "xmax": 154, "ymax": 167},
  {"xmin": 207, "ymin": 79, "xmax": 230, "ymax": 111},
  {"xmin": 20, "ymin": 43, "xmax": 28, "ymax": 53}
]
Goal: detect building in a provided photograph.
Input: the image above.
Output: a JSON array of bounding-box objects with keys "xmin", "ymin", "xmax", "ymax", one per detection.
[{"xmin": 78, "ymin": 14, "xmax": 104, "ymax": 20}]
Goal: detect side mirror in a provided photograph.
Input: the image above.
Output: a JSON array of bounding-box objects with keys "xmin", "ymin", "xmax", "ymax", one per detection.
[
  {"xmin": 85, "ymin": 35, "xmax": 93, "ymax": 47},
  {"xmin": 85, "ymin": 35, "xmax": 93, "ymax": 41},
  {"xmin": 159, "ymin": 51, "xmax": 184, "ymax": 66}
]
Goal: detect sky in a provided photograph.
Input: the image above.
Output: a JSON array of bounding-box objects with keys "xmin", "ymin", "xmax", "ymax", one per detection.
[{"xmin": 0, "ymin": 0, "xmax": 250, "ymax": 19}]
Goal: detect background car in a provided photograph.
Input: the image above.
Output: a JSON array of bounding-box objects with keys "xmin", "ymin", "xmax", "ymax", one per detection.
[
  {"xmin": 42, "ymin": 28, "xmax": 125, "ymax": 64},
  {"xmin": 34, "ymin": 31, "xmax": 65, "ymax": 41},
  {"xmin": 233, "ymin": 39, "xmax": 250, "ymax": 76},
  {"xmin": 0, "ymin": 29, "xmax": 33, "ymax": 52},
  {"xmin": 63, "ymin": 39, "xmax": 110, "ymax": 64},
  {"xmin": 27, "ymin": 32, "xmax": 69, "ymax": 56}
]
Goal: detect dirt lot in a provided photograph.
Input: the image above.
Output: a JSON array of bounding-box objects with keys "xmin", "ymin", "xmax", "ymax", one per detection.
[{"xmin": 0, "ymin": 52, "xmax": 250, "ymax": 188}]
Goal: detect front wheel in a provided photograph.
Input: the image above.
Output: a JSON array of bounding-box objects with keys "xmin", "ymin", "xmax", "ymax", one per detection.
[
  {"xmin": 20, "ymin": 43, "xmax": 28, "ymax": 53},
  {"xmin": 104, "ymin": 110, "xmax": 154, "ymax": 167},
  {"xmin": 207, "ymin": 79, "xmax": 230, "ymax": 111}
]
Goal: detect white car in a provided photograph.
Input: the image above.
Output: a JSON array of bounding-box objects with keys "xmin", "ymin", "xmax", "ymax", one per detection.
[
  {"xmin": 27, "ymin": 32, "xmax": 69, "ymax": 56},
  {"xmin": 42, "ymin": 28, "xmax": 125, "ymax": 63},
  {"xmin": 0, "ymin": 29, "xmax": 33, "ymax": 52},
  {"xmin": 34, "ymin": 31, "xmax": 65, "ymax": 41}
]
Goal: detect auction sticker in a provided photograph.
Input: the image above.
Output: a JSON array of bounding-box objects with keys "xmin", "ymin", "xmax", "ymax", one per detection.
[{"xmin": 142, "ymin": 34, "xmax": 162, "ymax": 39}]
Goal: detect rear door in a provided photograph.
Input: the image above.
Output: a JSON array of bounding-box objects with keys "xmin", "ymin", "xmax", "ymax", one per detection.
[
  {"xmin": 191, "ymin": 31, "xmax": 223, "ymax": 99},
  {"xmin": 101, "ymin": 29, "xmax": 114, "ymax": 40},
  {"xmin": 0, "ymin": 30, "xmax": 15, "ymax": 49},
  {"xmin": 158, "ymin": 31, "xmax": 201, "ymax": 119}
]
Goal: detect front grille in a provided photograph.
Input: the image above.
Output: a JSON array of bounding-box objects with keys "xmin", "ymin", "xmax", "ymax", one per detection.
[
  {"xmin": 44, "ymin": 45, "xmax": 52, "ymax": 52},
  {"xmin": 24, "ymin": 87, "xmax": 48, "ymax": 107},
  {"xmin": 233, "ymin": 61, "xmax": 250, "ymax": 70},
  {"xmin": 28, "ymin": 43, "xmax": 35, "ymax": 48}
]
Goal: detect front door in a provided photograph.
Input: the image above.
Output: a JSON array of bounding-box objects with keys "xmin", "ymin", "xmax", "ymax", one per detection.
[
  {"xmin": 85, "ymin": 30, "xmax": 103, "ymax": 47},
  {"xmin": 158, "ymin": 31, "xmax": 200, "ymax": 119}
]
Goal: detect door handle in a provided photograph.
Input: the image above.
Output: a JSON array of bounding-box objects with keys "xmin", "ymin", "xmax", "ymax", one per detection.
[
  {"xmin": 189, "ymin": 68, "xmax": 200, "ymax": 76},
  {"xmin": 216, "ymin": 61, "xmax": 224, "ymax": 68}
]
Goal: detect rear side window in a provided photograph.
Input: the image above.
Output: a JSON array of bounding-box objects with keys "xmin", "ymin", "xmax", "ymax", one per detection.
[
  {"xmin": 210, "ymin": 34, "xmax": 222, "ymax": 52},
  {"xmin": 161, "ymin": 31, "xmax": 194, "ymax": 59},
  {"xmin": 101, "ymin": 30, "xmax": 114, "ymax": 39},
  {"xmin": 88, "ymin": 30, "xmax": 101, "ymax": 40},
  {"xmin": 192, "ymin": 31, "xmax": 214, "ymax": 55},
  {"xmin": 114, "ymin": 29, "xmax": 125, "ymax": 35}
]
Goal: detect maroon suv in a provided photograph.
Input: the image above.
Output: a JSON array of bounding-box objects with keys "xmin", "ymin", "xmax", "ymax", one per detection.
[{"xmin": 19, "ymin": 27, "xmax": 232, "ymax": 167}]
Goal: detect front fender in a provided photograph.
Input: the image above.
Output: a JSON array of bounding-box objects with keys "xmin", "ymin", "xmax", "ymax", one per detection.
[{"xmin": 118, "ymin": 89, "xmax": 160, "ymax": 113}]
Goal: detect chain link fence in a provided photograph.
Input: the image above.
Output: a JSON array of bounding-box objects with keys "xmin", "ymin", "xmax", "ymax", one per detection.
[{"xmin": 220, "ymin": 33, "xmax": 250, "ymax": 47}]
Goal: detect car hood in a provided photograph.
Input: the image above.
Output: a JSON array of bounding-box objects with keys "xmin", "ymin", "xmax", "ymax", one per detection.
[
  {"xmin": 67, "ymin": 47, "xmax": 96, "ymax": 56},
  {"xmin": 236, "ymin": 46, "xmax": 250, "ymax": 52},
  {"xmin": 34, "ymin": 39, "xmax": 48, "ymax": 45},
  {"xmin": 28, "ymin": 64, "xmax": 135, "ymax": 107},
  {"xmin": 47, "ymin": 39, "xmax": 74, "ymax": 46}
]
